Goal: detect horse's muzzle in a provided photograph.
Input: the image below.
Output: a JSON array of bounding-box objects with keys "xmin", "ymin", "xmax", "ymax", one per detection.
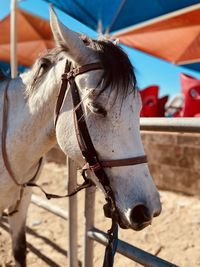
[{"xmin": 103, "ymin": 200, "xmax": 161, "ymax": 231}]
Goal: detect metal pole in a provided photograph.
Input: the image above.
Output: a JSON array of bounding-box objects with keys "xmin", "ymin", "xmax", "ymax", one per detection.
[
  {"xmin": 31, "ymin": 194, "xmax": 68, "ymax": 220},
  {"xmin": 83, "ymin": 186, "xmax": 96, "ymax": 267},
  {"xmin": 10, "ymin": 0, "xmax": 18, "ymax": 78},
  {"xmin": 140, "ymin": 118, "xmax": 200, "ymax": 133},
  {"xmin": 67, "ymin": 157, "xmax": 78, "ymax": 267},
  {"xmin": 105, "ymin": 0, "xmax": 126, "ymax": 34},
  {"xmin": 88, "ymin": 228, "xmax": 179, "ymax": 267}
]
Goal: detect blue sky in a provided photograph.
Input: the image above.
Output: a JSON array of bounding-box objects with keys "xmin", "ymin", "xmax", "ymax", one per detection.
[{"xmin": 1, "ymin": 0, "xmax": 200, "ymax": 98}]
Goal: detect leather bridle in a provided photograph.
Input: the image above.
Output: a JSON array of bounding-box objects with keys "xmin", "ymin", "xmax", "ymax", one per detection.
[
  {"xmin": 1, "ymin": 62, "xmax": 147, "ymax": 214},
  {"xmin": 1, "ymin": 61, "xmax": 147, "ymax": 266},
  {"xmin": 55, "ymin": 60, "xmax": 147, "ymax": 218},
  {"xmin": 55, "ymin": 62, "xmax": 148, "ymax": 168},
  {"xmin": 55, "ymin": 60, "xmax": 148, "ymax": 265}
]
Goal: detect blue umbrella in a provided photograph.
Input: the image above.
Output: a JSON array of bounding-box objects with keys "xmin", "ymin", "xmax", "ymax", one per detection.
[
  {"xmin": 181, "ymin": 62, "xmax": 200, "ymax": 72},
  {"xmin": 42, "ymin": 0, "xmax": 200, "ymax": 33},
  {"xmin": 0, "ymin": 61, "xmax": 27, "ymax": 76}
]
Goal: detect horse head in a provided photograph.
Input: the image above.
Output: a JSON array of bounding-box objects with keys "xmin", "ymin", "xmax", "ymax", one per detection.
[{"xmin": 49, "ymin": 7, "xmax": 161, "ymax": 231}]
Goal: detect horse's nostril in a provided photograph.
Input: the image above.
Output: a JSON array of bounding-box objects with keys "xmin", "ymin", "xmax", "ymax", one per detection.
[{"xmin": 130, "ymin": 204, "xmax": 151, "ymax": 225}]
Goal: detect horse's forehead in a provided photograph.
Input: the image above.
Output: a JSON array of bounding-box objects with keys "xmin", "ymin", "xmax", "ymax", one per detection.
[{"xmin": 76, "ymin": 69, "xmax": 103, "ymax": 86}]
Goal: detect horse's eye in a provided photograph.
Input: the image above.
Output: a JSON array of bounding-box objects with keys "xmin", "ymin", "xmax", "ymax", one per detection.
[
  {"xmin": 41, "ymin": 63, "xmax": 48, "ymax": 69},
  {"xmin": 36, "ymin": 58, "xmax": 51, "ymax": 78},
  {"xmin": 40, "ymin": 58, "xmax": 51, "ymax": 70}
]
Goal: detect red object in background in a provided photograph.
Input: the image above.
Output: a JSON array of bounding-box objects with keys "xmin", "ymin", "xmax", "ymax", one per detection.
[
  {"xmin": 180, "ymin": 73, "xmax": 200, "ymax": 117},
  {"xmin": 157, "ymin": 95, "xmax": 169, "ymax": 117},
  {"xmin": 114, "ymin": 5, "xmax": 200, "ymax": 66},
  {"xmin": 140, "ymin": 86, "xmax": 159, "ymax": 117},
  {"xmin": 0, "ymin": 8, "xmax": 54, "ymax": 67},
  {"xmin": 172, "ymin": 108, "xmax": 182, "ymax": 117}
]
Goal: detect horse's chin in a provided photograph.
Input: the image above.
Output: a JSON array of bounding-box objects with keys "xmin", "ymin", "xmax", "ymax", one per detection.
[
  {"xmin": 117, "ymin": 215, "xmax": 151, "ymax": 231},
  {"xmin": 130, "ymin": 221, "xmax": 151, "ymax": 231},
  {"xmin": 118, "ymin": 219, "xmax": 129, "ymax": 229}
]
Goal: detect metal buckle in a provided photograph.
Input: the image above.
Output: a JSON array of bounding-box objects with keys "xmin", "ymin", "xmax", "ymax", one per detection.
[
  {"xmin": 61, "ymin": 70, "xmax": 75, "ymax": 80},
  {"xmin": 82, "ymin": 162, "xmax": 102, "ymax": 172},
  {"xmin": 89, "ymin": 162, "xmax": 102, "ymax": 172}
]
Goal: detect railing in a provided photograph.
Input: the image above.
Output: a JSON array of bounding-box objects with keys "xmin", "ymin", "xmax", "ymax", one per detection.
[
  {"xmin": 88, "ymin": 227, "xmax": 178, "ymax": 267},
  {"xmin": 83, "ymin": 188, "xmax": 179, "ymax": 267},
  {"xmin": 31, "ymin": 185, "xmax": 179, "ymax": 267},
  {"xmin": 140, "ymin": 118, "xmax": 200, "ymax": 133}
]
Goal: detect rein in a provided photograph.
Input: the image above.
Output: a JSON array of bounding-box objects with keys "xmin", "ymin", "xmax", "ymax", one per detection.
[{"xmin": 1, "ymin": 80, "xmax": 43, "ymax": 216}]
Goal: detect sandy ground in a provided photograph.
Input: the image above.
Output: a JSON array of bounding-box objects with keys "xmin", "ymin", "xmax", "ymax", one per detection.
[{"xmin": 0, "ymin": 162, "xmax": 200, "ymax": 267}]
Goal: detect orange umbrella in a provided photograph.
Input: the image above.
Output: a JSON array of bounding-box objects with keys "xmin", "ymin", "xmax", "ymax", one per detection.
[
  {"xmin": 0, "ymin": 8, "xmax": 54, "ymax": 67},
  {"xmin": 114, "ymin": 4, "xmax": 200, "ymax": 65}
]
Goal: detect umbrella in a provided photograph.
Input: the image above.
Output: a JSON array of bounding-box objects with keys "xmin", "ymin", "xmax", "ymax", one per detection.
[
  {"xmin": 182, "ymin": 62, "xmax": 200, "ymax": 71},
  {"xmin": 0, "ymin": 61, "xmax": 26, "ymax": 75},
  {"xmin": 42, "ymin": 0, "xmax": 200, "ymax": 33},
  {"xmin": 114, "ymin": 3, "xmax": 200, "ymax": 66},
  {"xmin": 0, "ymin": 8, "xmax": 54, "ymax": 67},
  {"xmin": 114, "ymin": 4, "xmax": 200, "ymax": 64},
  {"xmin": 0, "ymin": 61, "xmax": 12, "ymax": 75}
]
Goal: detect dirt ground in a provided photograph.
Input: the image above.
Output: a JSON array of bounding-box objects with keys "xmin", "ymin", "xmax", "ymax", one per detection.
[{"xmin": 0, "ymin": 162, "xmax": 200, "ymax": 267}]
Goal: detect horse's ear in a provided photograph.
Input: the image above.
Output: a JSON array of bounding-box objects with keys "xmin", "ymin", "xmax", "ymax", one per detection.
[{"xmin": 49, "ymin": 5, "xmax": 91, "ymax": 64}]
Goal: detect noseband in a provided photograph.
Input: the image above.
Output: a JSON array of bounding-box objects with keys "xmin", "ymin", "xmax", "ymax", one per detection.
[{"xmin": 55, "ymin": 60, "xmax": 147, "ymax": 248}]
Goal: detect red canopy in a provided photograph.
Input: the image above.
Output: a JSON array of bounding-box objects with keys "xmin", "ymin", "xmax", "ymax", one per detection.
[
  {"xmin": 114, "ymin": 4, "xmax": 200, "ymax": 65},
  {"xmin": 0, "ymin": 8, "xmax": 54, "ymax": 67}
]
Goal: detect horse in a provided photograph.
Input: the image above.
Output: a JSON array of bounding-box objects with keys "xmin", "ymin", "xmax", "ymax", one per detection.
[{"xmin": 0, "ymin": 7, "xmax": 161, "ymax": 267}]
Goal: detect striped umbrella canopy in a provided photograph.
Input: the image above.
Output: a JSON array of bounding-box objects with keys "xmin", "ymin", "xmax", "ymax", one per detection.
[{"xmin": 0, "ymin": 8, "xmax": 54, "ymax": 67}]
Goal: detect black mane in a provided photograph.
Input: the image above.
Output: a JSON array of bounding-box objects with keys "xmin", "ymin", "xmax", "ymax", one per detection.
[
  {"xmin": 29, "ymin": 36, "xmax": 136, "ymax": 104},
  {"xmin": 84, "ymin": 37, "xmax": 136, "ymax": 100}
]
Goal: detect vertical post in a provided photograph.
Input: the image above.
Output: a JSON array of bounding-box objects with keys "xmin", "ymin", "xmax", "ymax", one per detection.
[
  {"xmin": 10, "ymin": 0, "xmax": 18, "ymax": 78},
  {"xmin": 83, "ymin": 186, "xmax": 96, "ymax": 267},
  {"xmin": 67, "ymin": 157, "xmax": 78, "ymax": 267}
]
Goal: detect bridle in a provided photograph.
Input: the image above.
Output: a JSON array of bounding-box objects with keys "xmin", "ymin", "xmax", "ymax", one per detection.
[
  {"xmin": 55, "ymin": 60, "xmax": 147, "ymax": 216},
  {"xmin": 1, "ymin": 60, "xmax": 147, "ymax": 266},
  {"xmin": 54, "ymin": 60, "xmax": 148, "ymax": 266}
]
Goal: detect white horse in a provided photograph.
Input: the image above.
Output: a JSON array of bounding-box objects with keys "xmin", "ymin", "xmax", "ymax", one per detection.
[{"xmin": 0, "ymin": 7, "xmax": 161, "ymax": 267}]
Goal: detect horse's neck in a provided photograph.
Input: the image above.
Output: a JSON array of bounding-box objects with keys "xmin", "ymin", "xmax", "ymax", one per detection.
[{"xmin": 1, "ymin": 76, "xmax": 57, "ymax": 182}]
